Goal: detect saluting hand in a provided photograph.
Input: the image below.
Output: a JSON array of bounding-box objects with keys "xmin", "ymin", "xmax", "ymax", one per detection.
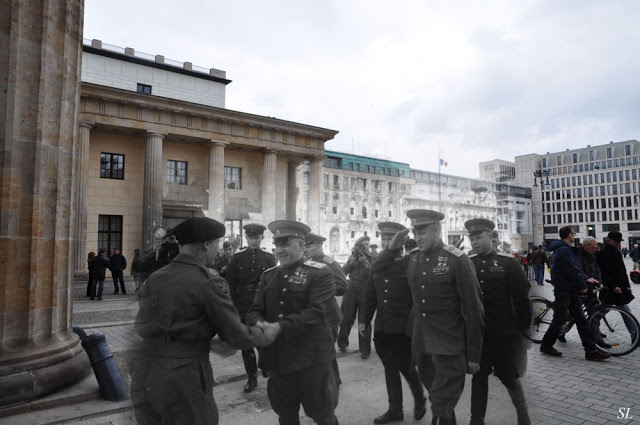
[{"xmin": 388, "ymin": 228, "xmax": 410, "ymax": 251}]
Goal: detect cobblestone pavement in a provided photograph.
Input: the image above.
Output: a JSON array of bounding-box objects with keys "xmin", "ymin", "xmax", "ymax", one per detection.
[{"xmin": 3, "ymin": 259, "xmax": 639, "ymax": 424}]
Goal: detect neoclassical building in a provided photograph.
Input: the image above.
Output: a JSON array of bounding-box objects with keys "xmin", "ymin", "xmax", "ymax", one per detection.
[{"xmin": 73, "ymin": 40, "xmax": 337, "ymax": 274}]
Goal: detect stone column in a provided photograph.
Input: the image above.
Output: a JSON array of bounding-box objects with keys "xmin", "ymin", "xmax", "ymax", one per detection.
[
  {"xmin": 0, "ymin": 0, "xmax": 89, "ymax": 406},
  {"xmin": 208, "ymin": 141, "xmax": 227, "ymax": 223},
  {"xmin": 286, "ymin": 160, "xmax": 300, "ymax": 220},
  {"xmin": 73, "ymin": 122, "xmax": 93, "ymax": 275},
  {"xmin": 142, "ymin": 132, "xmax": 165, "ymax": 250},
  {"xmin": 308, "ymin": 156, "xmax": 324, "ymax": 231},
  {"xmin": 261, "ymin": 150, "xmax": 278, "ymax": 225}
]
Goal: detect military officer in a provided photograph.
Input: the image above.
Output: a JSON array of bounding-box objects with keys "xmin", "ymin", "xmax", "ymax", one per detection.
[
  {"xmin": 133, "ymin": 217, "xmax": 277, "ymax": 425},
  {"xmin": 226, "ymin": 223, "xmax": 277, "ymax": 393},
  {"xmin": 465, "ymin": 219, "xmax": 532, "ymax": 425},
  {"xmin": 339, "ymin": 235, "xmax": 375, "ymax": 358},
  {"xmin": 247, "ymin": 220, "xmax": 339, "ymax": 425},
  {"xmin": 360, "ymin": 222, "xmax": 426, "ymax": 424},
  {"xmin": 373, "ymin": 209, "xmax": 485, "ymax": 425}
]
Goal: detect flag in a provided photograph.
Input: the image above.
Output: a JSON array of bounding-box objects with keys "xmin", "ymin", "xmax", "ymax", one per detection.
[{"xmin": 440, "ymin": 158, "xmax": 448, "ymax": 167}]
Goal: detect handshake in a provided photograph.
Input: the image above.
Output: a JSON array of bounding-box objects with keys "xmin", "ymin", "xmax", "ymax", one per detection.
[{"xmin": 252, "ymin": 320, "xmax": 281, "ymax": 347}]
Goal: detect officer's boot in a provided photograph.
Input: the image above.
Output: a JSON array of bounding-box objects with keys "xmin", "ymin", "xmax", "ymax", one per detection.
[
  {"xmin": 374, "ymin": 370, "xmax": 403, "ymax": 424},
  {"xmin": 469, "ymin": 374, "xmax": 488, "ymax": 425},
  {"xmin": 242, "ymin": 349, "xmax": 258, "ymax": 393},
  {"xmin": 506, "ymin": 379, "xmax": 531, "ymax": 425},
  {"xmin": 403, "ymin": 366, "xmax": 426, "ymax": 420},
  {"xmin": 431, "ymin": 411, "xmax": 456, "ymax": 425}
]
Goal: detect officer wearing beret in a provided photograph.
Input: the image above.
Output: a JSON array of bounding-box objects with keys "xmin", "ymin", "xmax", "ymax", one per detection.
[
  {"xmin": 360, "ymin": 222, "xmax": 426, "ymax": 424},
  {"xmin": 464, "ymin": 218, "xmax": 532, "ymax": 425},
  {"xmin": 339, "ymin": 235, "xmax": 375, "ymax": 358},
  {"xmin": 373, "ymin": 210, "xmax": 485, "ymax": 425},
  {"xmin": 247, "ymin": 220, "xmax": 339, "ymax": 425},
  {"xmin": 226, "ymin": 223, "xmax": 277, "ymax": 393},
  {"xmin": 133, "ymin": 217, "xmax": 277, "ymax": 425}
]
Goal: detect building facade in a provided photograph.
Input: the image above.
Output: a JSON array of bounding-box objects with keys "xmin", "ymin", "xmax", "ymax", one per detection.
[
  {"xmin": 515, "ymin": 140, "xmax": 640, "ymax": 248},
  {"xmin": 74, "ymin": 40, "xmax": 337, "ymax": 274}
]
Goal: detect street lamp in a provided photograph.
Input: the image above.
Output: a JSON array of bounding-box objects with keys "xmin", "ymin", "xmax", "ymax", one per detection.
[{"xmin": 533, "ymin": 169, "xmax": 550, "ymax": 246}]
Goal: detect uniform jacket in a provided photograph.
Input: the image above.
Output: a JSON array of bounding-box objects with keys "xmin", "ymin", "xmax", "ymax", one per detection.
[
  {"xmin": 343, "ymin": 251, "xmax": 374, "ymax": 285},
  {"xmin": 91, "ymin": 253, "xmax": 110, "ymax": 280},
  {"xmin": 311, "ymin": 253, "xmax": 348, "ymax": 325},
  {"xmin": 597, "ymin": 243, "xmax": 633, "ymax": 305},
  {"xmin": 246, "ymin": 258, "xmax": 336, "ymax": 374},
  {"xmin": 226, "ymin": 247, "xmax": 276, "ymax": 318},
  {"xmin": 374, "ymin": 241, "xmax": 485, "ymax": 364},
  {"xmin": 469, "ymin": 251, "xmax": 531, "ymax": 336},
  {"xmin": 361, "ymin": 253, "xmax": 413, "ymax": 335},
  {"xmin": 135, "ymin": 253, "xmax": 260, "ymax": 352},
  {"xmin": 549, "ymin": 240, "xmax": 588, "ymax": 293},
  {"xmin": 109, "ymin": 253, "xmax": 127, "ymax": 272}
]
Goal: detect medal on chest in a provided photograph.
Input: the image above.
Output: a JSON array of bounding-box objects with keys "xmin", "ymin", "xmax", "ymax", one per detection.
[
  {"xmin": 287, "ymin": 267, "xmax": 309, "ymax": 285},
  {"xmin": 432, "ymin": 255, "xmax": 450, "ymax": 275},
  {"xmin": 489, "ymin": 259, "xmax": 505, "ymax": 273}
]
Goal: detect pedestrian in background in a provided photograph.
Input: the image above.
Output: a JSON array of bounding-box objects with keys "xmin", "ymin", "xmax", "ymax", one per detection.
[
  {"xmin": 374, "ymin": 209, "xmax": 485, "ymax": 425},
  {"xmin": 131, "ymin": 249, "xmax": 143, "ymax": 293},
  {"xmin": 215, "ymin": 241, "xmax": 235, "ymax": 278},
  {"xmin": 91, "ymin": 249, "xmax": 110, "ymax": 301},
  {"xmin": 110, "ymin": 248, "xmax": 127, "ymax": 294},
  {"xmin": 531, "ymin": 245, "xmax": 548, "ymax": 285},
  {"xmin": 630, "ymin": 243, "xmax": 640, "ymax": 271},
  {"xmin": 86, "ymin": 252, "xmax": 96, "ymax": 298},
  {"xmin": 465, "ymin": 219, "xmax": 531, "ymax": 425},
  {"xmin": 339, "ymin": 235, "xmax": 375, "ymax": 358},
  {"xmin": 360, "ymin": 222, "xmax": 426, "ymax": 424}
]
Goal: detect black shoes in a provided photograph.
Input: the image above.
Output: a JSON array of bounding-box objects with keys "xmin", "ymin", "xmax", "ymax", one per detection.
[
  {"xmin": 243, "ymin": 375, "xmax": 257, "ymax": 393},
  {"xmin": 361, "ymin": 352, "xmax": 370, "ymax": 359},
  {"xmin": 261, "ymin": 369, "xmax": 270, "ymax": 378},
  {"xmin": 113, "ymin": 290, "xmax": 119, "ymax": 295},
  {"xmin": 373, "ymin": 410, "xmax": 403, "ymax": 424},
  {"xmin": 540, "ymin": 345, "xmax": 562, "ymax": 357},
  {"xmin": 597, "ymin": 341, "xmax": 612, "ymax": 348},
  {"xmin": 414, "ymin": 397, "xmax": 427, "ymax": 420},
  {"xmin": 585, "ymin": 350, "xmax": 610, "ymax": 361},
  {"xmin": 338, "ymin": 344, "xmax": 347, "ymax": 353},
  {"xmin": 557, "ymin": 334, "xmax": 567, "ymax": 343}
]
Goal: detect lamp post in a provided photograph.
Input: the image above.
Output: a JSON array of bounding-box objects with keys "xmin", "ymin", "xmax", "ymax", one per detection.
[{"xmin": 533, "ymin": 169, "xmax": 550, "ymax": 246}]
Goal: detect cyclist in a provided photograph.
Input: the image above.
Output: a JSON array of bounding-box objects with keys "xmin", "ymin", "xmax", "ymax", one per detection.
[{"xmin": 539, "ymin": 226, "xmax": 610, "ymax": 361}]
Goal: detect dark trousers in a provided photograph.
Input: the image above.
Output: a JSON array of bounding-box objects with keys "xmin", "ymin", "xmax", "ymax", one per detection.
[
  {"xmin": 470, "ymin": 335, "xmax": 530, "ymax": 424},
  {"xmin": 338, "ymin": 282, "xmax": 371, "ymax": 354},
  {"xmin": 416, "ymin": 353, "xmax": 466, "ymax": 419},
  {"xmin": 242, "ymin": 348, "xmax": 258, "ymax": 377},
  {"xmin": 86, "ymin": 272, "xmax": 95, "ymax": 297},
  {"xmin": 533, "ymin": 265, "xmax": 545, "ymax": 284},
  {"xmin": 112, "ymin": 270, "xmax": 126, "ymax": 293},
  {"xmin": 542, "ymin": 291, "xmax": 596, "ymax": 351},
  {"xmin": 96, "ymin": 279, "xmax": 105, "ymax": 299},
  {"xmin": 374, "ymin": 332, "xmax": 424, "ymax": 414},
  {"xmin": 267, "ymin": 362, "xmax": 339, "ymax": 425}
]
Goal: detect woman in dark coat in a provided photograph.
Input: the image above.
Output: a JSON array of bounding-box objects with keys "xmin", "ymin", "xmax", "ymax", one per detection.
[{"xmin": 86, "ymin": 252, "xmax": 96, "ymax": 297}]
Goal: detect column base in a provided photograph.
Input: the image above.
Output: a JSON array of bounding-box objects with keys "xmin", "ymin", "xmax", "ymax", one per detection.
[{"xmin": 0, "ymin": 344, "xmax": 91, "ymax": 407}]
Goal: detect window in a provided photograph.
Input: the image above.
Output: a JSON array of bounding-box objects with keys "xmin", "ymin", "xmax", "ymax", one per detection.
[
  {"xmin": 625, "ymin": 144, "xmax": 631, "ymax": 156},
  {"xmin": 589, "ymin": 150, "xmax": 594, "ymax": 161},
  {"xmin": 333, "ymin": 175, "xmax": 339, "ymax": 190},
  {"xmin": 224, "ymin": 219, "xmax": 243, "ymax": 248},
  {"xmin": 332, "ymin": 206, "xmax": 337, "ymax": 214},
  {"xmin": 362, "ymin": 207, "xmax": 367, "ymax": 218},
  {"xmin": 388, "ymin": 211, "xmax": 392, "ymax": 217},
  {"xmin": 572, "ymin": 153, "xmax": 578, "ymax": 163},
  {"xmin": 98, "ymin": 215, "xmax": 122, "ymax": 255},
  {"xmin": 607, "ymin": 147, "xmax": 612, "ymax": 158},
  {"xmin": 354, "ymin": 163, "xmax": 360, "ymax": 172},
  {"xmin": 351, "ymin": 231, "xmax": 355, "ymax": 238},
  {"xmin": 136, "ymin": 83, "xmax": 152, "ymax": 94},
  {"xmin": 324, "ymin": 157, "xmax": 339, "ymax": 168},
  {"xmin": 167, "ymin": 160, "xmax": 187, "ymax": 184},
  {"xmin": 100, "ymin": 153, "xmax": 125, "ymax": 179},
  {"xmin": 350, "ymin": 207, "xmax": 354, "ymax": 216},
  {"xmin": 556, "ymin": 155, "xmax": 562, "ymax": 166},
  {"xmin": 323, "ymin": 174, "xmax": 329, "ymax": 189},
  {"xmin": 542, "ymin": 158, "xmax": 547, "ymax": 168},
  {"xmin": 224, "ymin": 166, "xmax": 242, "ymax": 189},
  {"xmin": 375, "ymin": 209, "xmax": 379, "ymax": 218},
  {"xmin": 303, "ymin": 171, "xmax": 309, "ymax": 186}
]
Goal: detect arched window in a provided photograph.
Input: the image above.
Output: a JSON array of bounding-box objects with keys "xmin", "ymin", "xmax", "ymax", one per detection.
[{"xmin": 362, "ymin": 206, "xmax": 367, "ymax": 218}]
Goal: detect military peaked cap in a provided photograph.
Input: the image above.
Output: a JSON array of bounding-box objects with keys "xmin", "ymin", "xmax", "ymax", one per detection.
[
  {"xmin": 406, "ymin": 209, "xmax": 444, "ymax": 228},
  {"xmin": 244, "ymin": 223, "xmax": 267, "ymax": 237},
  {"xmin": 378, "ymin": 221, "xmax": 406, "ymax": 236},
  {"xmin": 268, "ymin": 220, "xmax": 311, "ymax": 241},
  {"xmin": 306, "ymin": 232, "xmax": 326, "ymax": 244},
  {"xmin": 464, "ymin": 218, "xmax": 495, "ymax": 235},
  {"xmin": 173, "ymin": 217, "xmax": 225, "ymax": 245}
]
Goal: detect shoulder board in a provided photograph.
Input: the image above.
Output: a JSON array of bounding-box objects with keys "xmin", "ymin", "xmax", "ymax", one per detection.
[
  {"xmin": 444, "ymin": 245, "xmax": 464, "ymax": 257},
  {"xmin": 261, "ymin": 247, "xmax": 275, "ymax": 256},
  {"xmin": 322, "ymin": 255, "xmax": 335, "ymax": 264},
  {"xmin": 236, "ymin": 247, "xmax": 248, "ymax": 253},
  {"xmin": 410, "ymin": 247, "xmax": 420, "ymax": 253},
  {"xmin": 263, "ymin": 265, "xmax": 279, "ymax": 274},
  {"xmin": 468, "ymin": 253, "xmax": 478, "ymax": 259},
  {"xmin": 304, "ymin": 259, "xmax": 327, "ymax": 269},
  {"xmin": 497, "ymin": 252, "xmax": 513, "ymax": 258}
]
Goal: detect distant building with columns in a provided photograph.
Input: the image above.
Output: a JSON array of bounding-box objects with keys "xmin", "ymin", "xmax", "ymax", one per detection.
[{"xmin": 74, "ymin": 40, "xmax": 337, "ymax": 274}]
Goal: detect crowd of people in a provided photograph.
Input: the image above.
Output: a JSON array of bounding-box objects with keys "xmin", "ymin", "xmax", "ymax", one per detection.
[{"xmin": 84, "ymin": 207, "xmax": 639, "ymax": 425}]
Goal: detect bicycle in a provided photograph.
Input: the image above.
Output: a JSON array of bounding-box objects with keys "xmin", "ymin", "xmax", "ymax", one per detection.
[{"xmin": 527, "ymin": 282, "xmax": 640, "ymax": 356}]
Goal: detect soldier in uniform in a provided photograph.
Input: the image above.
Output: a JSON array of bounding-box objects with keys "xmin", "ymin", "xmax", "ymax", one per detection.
[
  {"xmin": 226, "ymin": 223, "xmax": 277, "ymax": 393},
  {"xmin": 133, "ymin": 217, "xmax": 277, "ymax": 425},
  {"xmin": 464, "ymin": 219, "xmax": 532, "ymax": 425},
  {"xmin": 360, "ymin": 222, "xmax": 426, "ymax": 424},
  {"xmin": 373, "ymin": 209, "xmax": 485, "ymax": 425},
  {"xmin": 247, "ymin": 220, "xmax": 339, "ymax": 425},
  {"xmin": 339, "ymin": 235, "xmax": 375, "ymax": 358}
]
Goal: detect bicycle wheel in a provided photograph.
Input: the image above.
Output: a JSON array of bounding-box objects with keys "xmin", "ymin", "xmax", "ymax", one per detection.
[
  {"xmin": 589, "ymin": 306, "xmax": 640, "ymax": 356},
  {"xmin": 526, "ymin": 296, "xmax": 554, "ymax": 343}
]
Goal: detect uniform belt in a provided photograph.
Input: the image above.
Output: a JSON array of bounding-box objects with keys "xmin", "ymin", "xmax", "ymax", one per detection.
[{"xmin": 141, "ymin": 340, "xmax": 210, "ymax": 358}]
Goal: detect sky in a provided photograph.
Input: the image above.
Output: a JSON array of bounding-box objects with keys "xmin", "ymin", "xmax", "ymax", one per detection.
[{"xmin": 83, "ymin": 0, "xmax": 640, "ymax": 179}]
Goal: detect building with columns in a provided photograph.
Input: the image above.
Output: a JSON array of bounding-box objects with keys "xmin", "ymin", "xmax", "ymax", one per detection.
[{"xmin": 74, "ymin": 40, "xmax": 337, "ymax": 275}]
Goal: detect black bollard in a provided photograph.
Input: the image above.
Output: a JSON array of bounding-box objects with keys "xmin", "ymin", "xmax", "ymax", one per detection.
[{"xmin": 73, "ymin": 326, "xmax": 130, "ymax": 401}]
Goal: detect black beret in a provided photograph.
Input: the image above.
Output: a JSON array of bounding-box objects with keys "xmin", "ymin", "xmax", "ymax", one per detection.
[
  {"xmin": 244, "ymin": 223, "xmax": 267, "ymax": 237},
  {"xmin": 173, "ymin": 217, "xmax": 225, "ymax": 245}
]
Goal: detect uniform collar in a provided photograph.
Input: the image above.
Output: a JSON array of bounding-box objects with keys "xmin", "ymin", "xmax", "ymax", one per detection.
[
  {"xmin": 280, "ymin": 257, "xmax": 305, "ymax": 272},
  {"xmin": 423, "ymin": 240, "xmax": 444, "ymax": 255},
  {"xmin": 173, "ymin": 253, "xmax": 208, "ymax": 269}
]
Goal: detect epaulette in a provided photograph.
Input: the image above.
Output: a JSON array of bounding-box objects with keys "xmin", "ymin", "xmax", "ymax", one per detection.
[
  {"xmin": 444, "ymin": 245, "xmax": 464, "ymax": 257},
  {"xmin": 236, "ymin": 247, "xmax": 248, "ymax": 253},
  {"xmin": 262, "ymin": 247, "xmax": 275, "ymax": 256},
  {"xmin": 410, "ymin": 247, "xmax": 420, "ymax": 253},
  {"xmin": 468, "ymin": 253, "xmax": 478, "ymax": 259},
  {"xmin": 322, "ymin": 255, "xmax": 335, "ymax": 264},
  {"xmin": 497, "ymin": 252, "xmax": 513, "ymax": 258},
  {"xmin": 264, "ymin": 265, "xmax": 279, "ymax": 274},
  {"xmin": 304, "ymin": 259, "xmax": 327, "ymax": 269}
]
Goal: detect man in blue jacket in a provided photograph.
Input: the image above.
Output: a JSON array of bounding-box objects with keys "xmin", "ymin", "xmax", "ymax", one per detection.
[{"xmin": 540, "ymin": 226, "xmax": 610, "ymax": 361}]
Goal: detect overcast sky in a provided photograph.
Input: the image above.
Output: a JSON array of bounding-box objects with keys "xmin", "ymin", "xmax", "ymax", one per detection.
[{"xmin": 84, "ymin": 0, "xmax": 640, "ymax": 179}]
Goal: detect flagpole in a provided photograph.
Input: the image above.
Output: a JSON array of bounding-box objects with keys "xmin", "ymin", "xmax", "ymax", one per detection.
[{"xmin": 438, "ymin": 146, "xmax": 442, "ymax": 210}]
